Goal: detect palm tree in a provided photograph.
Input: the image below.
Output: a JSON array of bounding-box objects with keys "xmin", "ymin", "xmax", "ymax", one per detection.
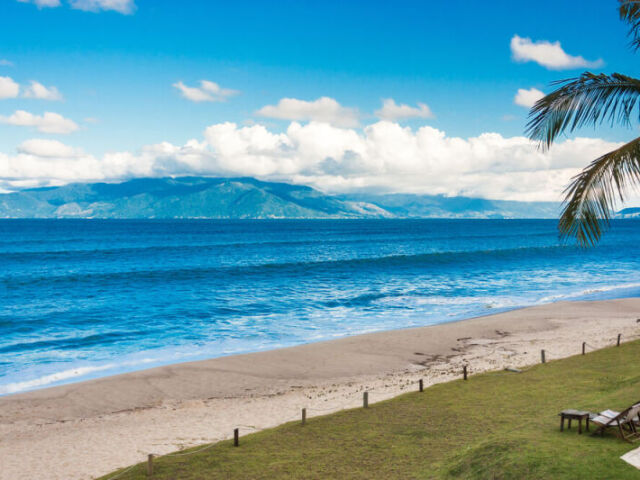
[{"xmin": 526, "ymin": 0, "xmax": 640, "ymax": 246}]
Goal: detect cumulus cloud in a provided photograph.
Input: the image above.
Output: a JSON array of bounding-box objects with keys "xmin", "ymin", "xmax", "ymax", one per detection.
[
  {"xmin": 0, "ymin": 120, "xmax": 621, "ymax": 202},
  {"xmin": 0, "ymin": 78, "xmax": 63, "ymax": 100},
  {"xmin": 0, "ymin": 110, "xmax": 79, "ymax": 134},
  {"xmin": 0, "ymin": 76, "xmax": 20, "ymax": 99},
  {"xmin": 0, "ymin": 140, "xmax": 212, "ymax": 190},
  {"xmin": 17, "ymin": 138, "xmax": 81, "ymax": 157},
  {"xmin": 173, "ymin": 80, "xmax": 239, "ymax": 103},
  {"xmin": 514, "ymin": 87, "xmax": 545, "ymax": 108},
  {"xmin": 23, "ymin": 81, "xmax": 63, "ymax": 101},
  {"xmin": 202, "ymin": 123, "xmax": 621, "ymax": 201},
  {"xmin": 16, "ymin": 0, "xmax": 134, "ymax": 13},
  {"xmin": 510, "ymin": 35, "xmax": 603, "ymax": 70},
  {"xmin": 375, "ymin": 98, "xmax": 434, "ymax": 121},
  {"xmin": 257, "ymin": 97, "xmax": 359, "ymax": 128}
]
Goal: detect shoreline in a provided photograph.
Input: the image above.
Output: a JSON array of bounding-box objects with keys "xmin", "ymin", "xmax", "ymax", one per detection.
[
  {"xmin": 5, "ymin": 281, "xmax": 640, "ymax": 397},
  {"xmin": 2, "ymin": 297, "xmax": 640, "ymax": 479}
]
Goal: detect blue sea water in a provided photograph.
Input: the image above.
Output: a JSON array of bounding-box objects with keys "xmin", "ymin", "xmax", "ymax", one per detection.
[{"xmin": 1, "ymin": 219, "xmax": 639, "ymax": 395}]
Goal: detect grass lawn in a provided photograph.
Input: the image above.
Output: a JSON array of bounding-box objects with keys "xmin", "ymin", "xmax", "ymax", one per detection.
[{"xmin": 100, "ymin": 341, "xmax": 640, "ymax": 479}]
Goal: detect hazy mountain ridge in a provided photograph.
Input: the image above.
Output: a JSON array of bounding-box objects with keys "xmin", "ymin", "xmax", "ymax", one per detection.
[
  {"xmin": 338, "ymin": 193, "xmax": 560, "ymax": 219},
  {"xmin": 616, "ymin": 207, "xmax": 640, "ymax": 219},
  {"xmin": 0, "ymin": 176, "xmax": 564, "ymax": 219},
  {"xmin": 0, "ymin": 177, "xmax": 387, "ymax": 219}
]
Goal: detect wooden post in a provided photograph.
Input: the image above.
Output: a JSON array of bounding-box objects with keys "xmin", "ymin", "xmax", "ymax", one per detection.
[
  {"xmin": 302, "ymin": 408, "xmax": 306, "ymax": 425},
  {"xmin": 233, "ymin": 428, "xmax": 239, "ymax": 447},
  {"xmin": 541, "ymin": 349, "xmax": 546, "ymax": 364},
  {"xmin": 617, "ymin": 334, "xmax": 621, "ymax": 347},
  {"xmin": 363, "ymin": 391, "xmax": 369, "ymax": 408},
  {"xmin": 147, "ymin": 454, "xmax": 154, "ymax": 476},
  {"xmin": 419, "ymin": 379, "xmax": 423, "ymax": 392},
  {"xmin": 463, "ymin": 365, "xmax": 468, "ymax": 380},
  {"xmin": 582, "ymin": 342, "xmax": 586, "ymax": 355}
]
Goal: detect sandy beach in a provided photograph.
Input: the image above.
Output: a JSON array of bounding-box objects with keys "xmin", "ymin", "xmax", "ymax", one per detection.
[{"xmin": 1, "ymin": 297, "xmax": 639, "ymax": 480}]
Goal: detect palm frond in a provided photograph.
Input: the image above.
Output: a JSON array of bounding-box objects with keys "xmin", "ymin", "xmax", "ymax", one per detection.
[
  {"xmin": 526, "ymin": 73, "xmax": 640, "ymax": 149},
  {"xmin": 620, "ymin": 0, "xmax": 640, "ymax": 50},
  {"xmin": 559, "ymin": 136, "xmax": 640, "ymax": 245}
]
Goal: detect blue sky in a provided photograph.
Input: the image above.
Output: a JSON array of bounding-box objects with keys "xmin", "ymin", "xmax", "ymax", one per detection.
[{"xmin": 0, "ymin": 0, "xmax": 638, "ymax": 201}]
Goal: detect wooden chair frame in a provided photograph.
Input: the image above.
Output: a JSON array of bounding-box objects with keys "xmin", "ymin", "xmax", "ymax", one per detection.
[{"xmin": 591, "ymin": 402, "xmax": 640, "ymax": 443}]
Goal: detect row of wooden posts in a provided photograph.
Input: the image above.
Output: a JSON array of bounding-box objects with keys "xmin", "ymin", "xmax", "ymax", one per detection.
[
  {"xmin": 541, "ymin": 334, "xmax": 622, "ymax": 364},
  {"xmin": 144, "ymin": 333, "xmax": 624, "ymax": 476}
]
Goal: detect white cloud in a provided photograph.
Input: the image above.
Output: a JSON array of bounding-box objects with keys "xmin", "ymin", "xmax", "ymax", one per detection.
[
  {"xmin": 0, "ymin": 78, "xmax": 63, "ymax": 100},
  {"xmin": 0, "ymin": 59, "xmax": 14, "ymax": 67},
  {"xmin": 69, "ymin": 0, "xmax": 135, "ymax": 14},
  {"xmin": 16, "ymin": 0, "xmax": 134, "ymax": 13},
  {"xmin": 257, "ymin": 97, "xmax": 359, "ymax": 128},
  {"xmin": 0, "ymin": 110, "xmax": 79, "ymax": 134},
  {"xmin": 514, "ymin": 87, "xmax": 545, "ymax": 108},
  {"xmin": 17, "ymin": 138, "xmax": 81, "ymax": 157},
  {"xmin": 0, "ymin": 121, "xmax": 621, "ymax": 202},
  {"xmin": 510, "ymin": 35, "xmax": 604, "ymax": 70},
  {"xmin": 23, "ymin": 81, "xmax": 63, "ymax": 101},
  {"xmin": 0, "ymin": 76, "xmax": 20, "ymax": 99},
  {"xmin": 375, "ymin": 98, "xmax": 434, "ymax": 121},
  {"xmin": 17, "ymin": 0, "xmax": 61, "ymax": 8},
  {"xmin": 173, "ymin": 80, "xmax": 239, "ymax": 103}
]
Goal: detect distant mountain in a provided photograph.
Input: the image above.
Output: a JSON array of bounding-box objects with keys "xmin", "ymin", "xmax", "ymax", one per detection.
[
  {"xmin": 339, "ymin": 193, "xmax": 560, "ymax": 219},
  {"xmin": 616, "ymin": 207, "xmax": 640, "ymax": 219},
  {"xmin": 0, "ymin": 177, "xmax": 561, "ymax": 219},
  {"xmin": 0, "ymin": 177, "xmax": 390, "ymax": 219}
]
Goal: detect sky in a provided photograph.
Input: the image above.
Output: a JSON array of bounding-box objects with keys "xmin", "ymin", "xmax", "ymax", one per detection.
[{"xmin": 1, "ymin": 0, "xmax": 639, "ymax": 202}]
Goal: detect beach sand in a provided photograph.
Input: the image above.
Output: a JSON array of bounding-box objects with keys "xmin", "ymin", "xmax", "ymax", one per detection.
[{"xmin": 1, "ymin": 298, "xmax": 639, "ymax": 480}]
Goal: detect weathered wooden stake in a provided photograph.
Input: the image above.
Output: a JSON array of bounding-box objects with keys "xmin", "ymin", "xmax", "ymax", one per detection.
[
  {"xmin": 617, "ymin": 334, "xmax": 622, "ymax": 347},
  {"xmin": 233, "ymin": 428, "xmax": 239, "ymax": 447},
  {"xmin": 147, "ymin": 454, "xmax": 154, "ymax": 476},
  {"xmin": 302, "ymin": 408, "xmax": 306, "ymax": 425},
  {"xmin": 419, "ymin": 379, "xmax": 424, "ymax": 392},
  {"xmin": 463, "ymin": 365, "xmax": 468, "ymax": 380},
  {"xmin": 541, "ymin": 349, "xmax": 546, "ymax": 364},
  {"xmin": 582, "ymin": 342, "xmax": 586, "ymax": 355},
  {"xmin": 363, "ymin": 391, "xmax": 369, "ymax": 408}
]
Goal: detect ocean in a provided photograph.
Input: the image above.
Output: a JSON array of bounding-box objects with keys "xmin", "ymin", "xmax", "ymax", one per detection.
[{"xmin": 1, "ymin": 218, "xmax": 639, "ymax": 395}]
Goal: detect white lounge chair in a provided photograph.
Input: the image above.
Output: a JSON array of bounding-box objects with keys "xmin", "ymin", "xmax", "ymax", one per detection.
[{"xmin": 591, "ymin": 402, "xmax": 640, "ymax": 442}]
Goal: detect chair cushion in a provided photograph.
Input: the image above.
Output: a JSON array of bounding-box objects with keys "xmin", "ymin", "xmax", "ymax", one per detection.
[
  {"xmin": 600, "ymin": 409, "xmax": 620, "ymax": 418},
  {"xmin": 592, "ymin": 415, "xmax": 619, "ymax": 426}
]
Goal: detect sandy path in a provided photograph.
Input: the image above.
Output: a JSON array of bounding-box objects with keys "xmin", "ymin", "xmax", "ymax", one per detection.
[{"xmin": 1, "ymin": 298, "xmax": 639, "ymax": 479}]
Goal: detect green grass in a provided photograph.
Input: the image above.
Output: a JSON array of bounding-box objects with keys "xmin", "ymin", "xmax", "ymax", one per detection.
[{"xmin": 100, "ymin": 341, "xmax": 640, "ymax": 479}]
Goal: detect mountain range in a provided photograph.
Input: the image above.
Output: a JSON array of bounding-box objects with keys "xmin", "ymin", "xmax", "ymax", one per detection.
[{"xmin": 0, "ymin": 176, "xmax": 564, "ymax": 219}]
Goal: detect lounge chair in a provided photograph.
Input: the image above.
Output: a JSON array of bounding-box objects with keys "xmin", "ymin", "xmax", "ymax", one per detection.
[{"xmin": 591, "ymin": 402, "xmax": 640, "ymax": 442}]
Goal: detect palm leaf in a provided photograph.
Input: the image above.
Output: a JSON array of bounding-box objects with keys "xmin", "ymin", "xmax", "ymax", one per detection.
[
  {"xmin": 526, "ymin": 73, "xmax": 640, "ymax": 149},
  {"xmin": 559, "ymin": 136, "xmax": 640, "ymax": 245},
  {"xmin": 620, "ymin": 0, "xmax": 640, "ymax": 50}
]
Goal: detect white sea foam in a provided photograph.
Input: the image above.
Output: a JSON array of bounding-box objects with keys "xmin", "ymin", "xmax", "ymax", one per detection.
[
  {"xmin": 0, "ymin": 357, "xmax": 160, "ymax": 395},
  {"xmin": 537, "ymin": 282, "xmax": 640, "ymax": 304},
  {"xmin": 0, "ymin": 364, "xmax": 118, "ymax": 395}
]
